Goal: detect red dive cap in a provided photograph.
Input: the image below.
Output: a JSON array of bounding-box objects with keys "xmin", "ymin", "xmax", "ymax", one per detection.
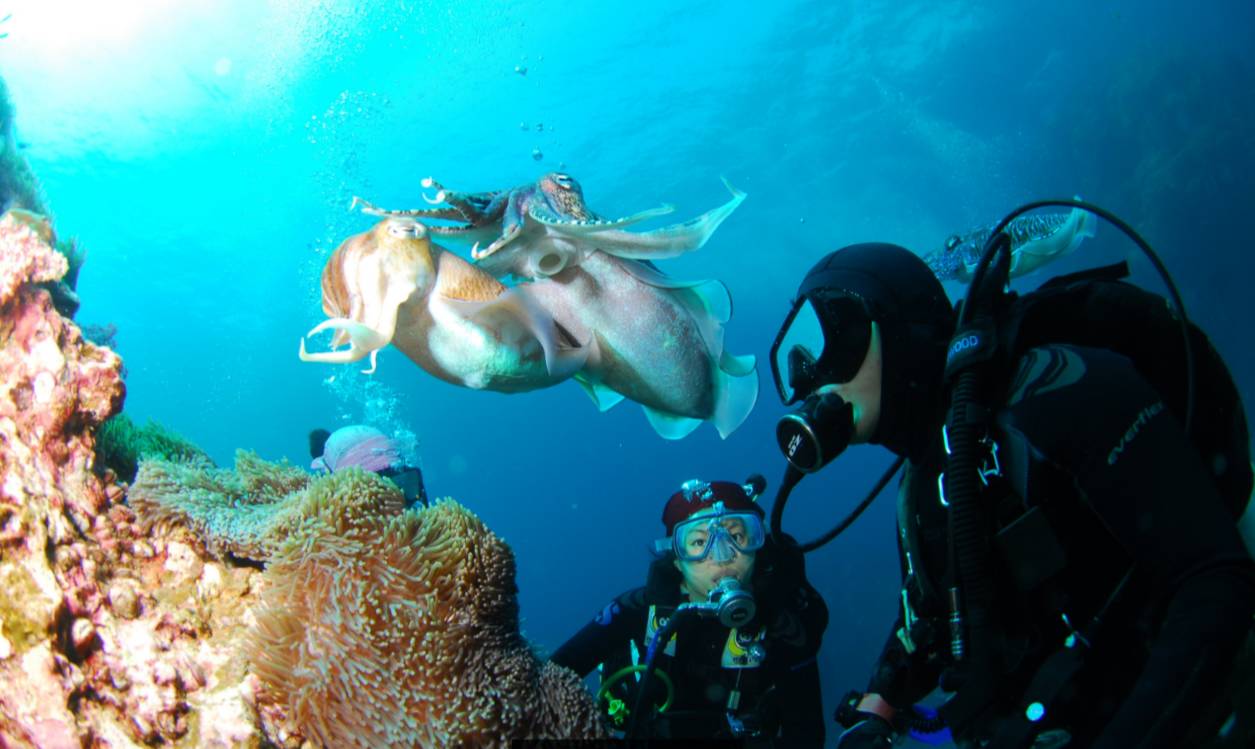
[{"xmin": 661, "ymin": 477, "xmax": 767, "ymax": 536}]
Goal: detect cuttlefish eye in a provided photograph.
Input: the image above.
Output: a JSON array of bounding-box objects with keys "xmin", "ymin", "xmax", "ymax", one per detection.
[
  {"xmin": 387, "ymin": 220, "xmax": 427, "ymax": 239},
  {"xmin": 552, "ymin": 173, "xmax": 574, "ymax": 189},
  {"xmin": 944, "ymin": 235, "xmax": 961, "ymax": 252}
]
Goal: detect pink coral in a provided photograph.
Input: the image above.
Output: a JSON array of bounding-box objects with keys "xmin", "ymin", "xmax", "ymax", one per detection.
[
  {"xmin": 0, "ymin": 211, "xmax": 67, "ymax": 306},
  {"xmin": 0, "ymin": 209, "xmax": 269, "ymax": 747}
]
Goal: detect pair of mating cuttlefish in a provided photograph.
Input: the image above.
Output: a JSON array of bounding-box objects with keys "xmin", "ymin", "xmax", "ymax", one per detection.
[
  {"xmin": 299, "ymin": 173, "xmax": 755, "ymax": 440},
  {"xmin": 298, "ymin": 172, "xmax": 1099, "ymax": 440}
]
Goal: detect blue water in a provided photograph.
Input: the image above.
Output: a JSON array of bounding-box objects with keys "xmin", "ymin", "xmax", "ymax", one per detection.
[{"xmin": 4, "ymin": 0, "xmax": 1253, "ymax": 739}]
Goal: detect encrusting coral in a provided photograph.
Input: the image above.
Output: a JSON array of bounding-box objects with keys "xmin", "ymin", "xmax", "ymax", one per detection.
[
  {"xmin": 0, "ymin": 207, "xmax": 280, "ymax": 748},
  {"xmin": 130, "ymin": 456, "xmax": 607, "ymax": 747}
]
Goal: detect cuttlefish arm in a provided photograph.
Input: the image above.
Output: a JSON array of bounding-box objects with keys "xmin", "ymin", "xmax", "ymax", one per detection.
[
  {"xmin": 298, "ymin": 220, "xmax": 430, "ymax": 374},
  {"xmin": 350, "ymin": 180, "xmax": 512, "ymax": 236},
  {"xmin": 298, "ymin": 319, "xmax": 388, "ymax": 374},
  {"xmin": 471, "ymin": 173, "xmax": 680, "ymax": 262},
  {"xmin": 469, "ymin": 187, "xmax": 533, "ymax": 260},
  {"xmin": 533, "ymin": 177, "xmax": 746, "ymax": 260}
]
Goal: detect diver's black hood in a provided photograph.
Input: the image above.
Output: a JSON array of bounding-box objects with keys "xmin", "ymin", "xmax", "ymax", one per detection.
[{"xmin": 796, "ymin": 243, "xmax": 955, "ymax": 460}]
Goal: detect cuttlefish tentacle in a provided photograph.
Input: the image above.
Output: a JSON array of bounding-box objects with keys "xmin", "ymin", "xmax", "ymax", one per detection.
[{"xmin": 455, "ymin": 190, "xmax": 511, "ymax": 225}]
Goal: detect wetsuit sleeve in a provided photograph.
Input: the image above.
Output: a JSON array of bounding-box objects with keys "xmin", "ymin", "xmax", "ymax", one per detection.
[
  {"xmin": 549, "ymin": 589, "xmax": 646, "ymax": 678},
  {"xmin": 1001, "ymin": 344, "xmax": 1255, "ymax": 749}
]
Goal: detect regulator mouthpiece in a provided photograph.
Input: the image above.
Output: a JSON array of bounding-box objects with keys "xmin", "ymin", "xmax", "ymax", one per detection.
[
  {"xmin": 776, "ymin": 391, "xmax": 856, "ymax": 473},
  {"xmin": 710, "ymin": 577, "xmax": 756, "ymax": 628}
]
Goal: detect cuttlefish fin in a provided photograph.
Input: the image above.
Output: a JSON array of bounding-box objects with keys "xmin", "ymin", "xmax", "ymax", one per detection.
[
  {"xmin": 712, "ymin": 351, "xmax": 759, "ymax": 439},
  {"xmin": 643, "ymin": 408, "xmax": 703, "ymax": 441},
  {"xmin": 574, "ymin": 372, "xmax": 627, "ymax": 412},
  {"xmin": 638, "ymin": 351, "xmax": 756, "ymax": 441},
  {"xmin": 574, "ymin": 177, "xmax": 746, "ymax": 260}
]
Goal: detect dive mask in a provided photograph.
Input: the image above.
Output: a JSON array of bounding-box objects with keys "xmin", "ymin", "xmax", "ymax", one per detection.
[
  {"xmin": 770, "ymin": 294, "xmax": 873, "ymax": 405},
  {"xmin": 657, "ymin": 499, "xmax": 766, "ymax": 563}
]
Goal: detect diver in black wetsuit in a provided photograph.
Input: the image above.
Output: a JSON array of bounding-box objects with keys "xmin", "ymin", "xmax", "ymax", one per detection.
[
  {"xmin": 549, "ymin": 478, "xmax": 829, "ymax": 747},
  {"xmin": 768, "ymin": 243, "xmax": 1255, "ymax": 748}
]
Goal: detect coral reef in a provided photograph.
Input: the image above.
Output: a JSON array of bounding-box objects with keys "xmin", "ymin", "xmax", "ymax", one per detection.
[
  {"xmin": 96, "ymin": 413, "xmax": 214, "ymax": 484},
  {"xmin": 0, "ymin": 199, "xmax": 603, "ymax": 746},
  {"xmin": 131, "ymin": 457, "xmax": 607, "ymax": 747},
  {"xmin": 0, "ymin": 208, "xmax": 270, "ymax": 748}
]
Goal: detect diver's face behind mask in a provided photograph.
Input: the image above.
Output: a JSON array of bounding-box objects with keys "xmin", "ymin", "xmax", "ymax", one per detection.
[
  {"xmin": 771, "ymin": 294, "xmax": 883, "ymax": 472},
  {"xmin": 673, "ymin": 506, "xmax": 759, "ymax": 602}
]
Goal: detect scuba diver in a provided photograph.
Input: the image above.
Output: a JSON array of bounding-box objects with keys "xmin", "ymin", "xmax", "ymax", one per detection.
[
  {"xmin": 768, "ymin": 239, "xmax": 1255, "ymax": 748},
  {"xmin": 309, "ymin": 425, "xmax": 429, "ymax": 509},
  {"xmin": 549, "ymin": 477, "xmax": 829, "ymax": 746}
]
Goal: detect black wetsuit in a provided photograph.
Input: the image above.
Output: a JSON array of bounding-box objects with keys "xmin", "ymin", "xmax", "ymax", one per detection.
[
  {"xmin": 378, "ymin": 465, "xmax": 428, "ymax": 509},
  {"xmin": 551, "ymin": 538, "xmax": 829, "ymax": 747},
  {"xmin": 871, "ymin": 344, "xmax": 1255, "ymax": 748}
]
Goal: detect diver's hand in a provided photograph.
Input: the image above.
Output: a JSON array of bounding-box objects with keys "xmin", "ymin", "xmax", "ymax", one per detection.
[{"xmin": 835, "ymin": 714, "xmax": 894, "ymax": 748}]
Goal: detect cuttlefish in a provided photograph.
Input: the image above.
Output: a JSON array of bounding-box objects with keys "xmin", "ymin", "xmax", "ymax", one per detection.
[
  {"xmin": 353, "ymin": 172, "xmax": 746, "ymax": 280},
  {"xmin": 299, "ymin": 216, "xmax": 758, "ymax": 439},
  {"xmin": 351, "ymin": 172, "xmax": 757, "ymax": 438},
  {"xmin": 524, "ymin": 252, "xmax": 758, "ymax": 439},
  {"xmin": 924, "ymin": 205, "xmax": 1097, "ymax": 283},
  {"xmin": 298, "ymin": 218, "xmax": 588, "ymax": 391}
]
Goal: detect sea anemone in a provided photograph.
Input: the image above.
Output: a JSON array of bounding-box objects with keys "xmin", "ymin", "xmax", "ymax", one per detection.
[{"xmin": 245, "ymin": 483, "xmax": 605, "ymax": 747}]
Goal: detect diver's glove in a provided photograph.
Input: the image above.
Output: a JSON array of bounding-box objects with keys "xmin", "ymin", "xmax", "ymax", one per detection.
[{"xmin": 835, "ymin": 714, "xmax": 895, "ymax": 749}]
